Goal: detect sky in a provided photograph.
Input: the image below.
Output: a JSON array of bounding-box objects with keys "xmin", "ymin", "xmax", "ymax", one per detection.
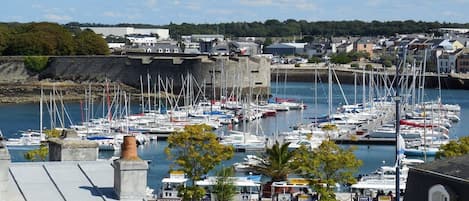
[{"xmin": 1, "ymin": 0, "xmax": 469, "ymax": 25}]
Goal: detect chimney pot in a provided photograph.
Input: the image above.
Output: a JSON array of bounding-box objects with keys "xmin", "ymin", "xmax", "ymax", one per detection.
[{"xmin": 121, "ymin": 136, "xmax": 139, "ymax": 160}]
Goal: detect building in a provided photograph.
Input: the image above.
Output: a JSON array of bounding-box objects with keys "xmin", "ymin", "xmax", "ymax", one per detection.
[
  {"xmin": 189, "ymin": 34, "xmax": 224, "ymax": 42},
  {"xmin": 449, "ymin": 39, "xmax": 465, "ymax": 50},
  {"xmin": 181, "ymin": 34, "xmax": 225, "ymax": 54},
  {"xmin": 126, "ymin": 35, "xmax": 158, "ymax": 47},
  {"xmin": 354, "ymin": 37, "xmax": 375, "ymax": 58},
  {"xmin": 305, "ymin": 43, "xmax": 327, "ymax": 58},
  {"xmin": 439, "ymin": 28, "xmax": 469, "ymax": 34},
  {"xmin": 0, "ymin": 130, "xmax": 151, "ymax": 201},
  {"xmin": 437, "ymin": 49, "xmax": 464, "ymax": 73},
  {"xmin": 457, "ymin": 53, "xmax": 469, "ymax": 73},
  {"xmin": 404, "ymin": 154, "xmax": 469, "ymax": 201},
  {"xmin": 264, "ymin": 43, "xmax": 306, "ymax": 56},
  {"xmin": 144, "ymin": 43, "xmax": 181, "ymax": 53},
  {"xmin": 80, "ymin": 27, "xmax": 170, "ymax": 40},
  {"xmin": 230, "ymin": 42, "xmax": 260, "ymax": 56},
  {"xmin": 336, "ymin": 42, "xmax": 353, "ymax": 53}
]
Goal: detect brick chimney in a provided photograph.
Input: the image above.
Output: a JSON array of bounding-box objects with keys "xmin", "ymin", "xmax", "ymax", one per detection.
[
  {"xmin": 48, "ymin": 129, "xmax": 98, "ymax": 161},
  {"xmin": 113, "ymin": 135, "xmax": 148, "ymax": 201},
  {"xmin": 0, "ymin": 137, "xmax": 11, "ymax": 201}
]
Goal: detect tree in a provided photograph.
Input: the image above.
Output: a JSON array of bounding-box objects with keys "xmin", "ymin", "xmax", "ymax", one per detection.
[
  {"xmin": 250, "ymin": 141, "xmax": 297, "ymax": 182},
  {"xmin": 436, "ymin": 136, "xmax": 469, "ymax": 159},
  {"xmin": 74, "ymin": 29, "xmax": 110, "ymax": 55},
  {"xmin": 23, "ymin": 129, "xmax": 63, "ymax": 161},
  {"xmin": 294, "ymin": 141, "xmax": 362, "ymax": 201},
  {"xmin": 24, "ymin": 144, "xmax": 48, "ymax": 161},
  {"xmin": 165, "ymin": 124, "xmax": 234, "ymax": 201},
  {"xmin": 308, "ymin": 56, "xmax": 321, "ymax": 64},
  {"xmin": 5, "ymin": 22, "xmax": 76, "ymax": 55},
  {"xmin": 0, "ymin": 24, "xmax": 10, "ymax": 55},
  {"xmin": 330, "ymin": 53, "xmax": 352, "ymax": 64},
  {"xmin": 213, "ymin": 167, "xmax": 236, "ymax": 201}
]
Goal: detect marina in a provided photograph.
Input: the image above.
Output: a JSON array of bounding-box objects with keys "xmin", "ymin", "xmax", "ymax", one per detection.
[{"xmin": 0, "ymin": 78, "xmax": 467, "ymax": 199}]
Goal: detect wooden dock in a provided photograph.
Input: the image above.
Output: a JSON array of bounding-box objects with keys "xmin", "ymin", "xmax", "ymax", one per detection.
[{"xmin": 332, "ymin": 137, "xmax": 396, "ymax": 145}]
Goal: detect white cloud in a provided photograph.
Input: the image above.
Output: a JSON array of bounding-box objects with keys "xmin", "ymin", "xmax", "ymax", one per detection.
[
  {"xmin": 146, "ymin": 0, "xmax": 157, "ymax": 8},
  {"xmin": 366, "ymin": 0, "xmax": 385, "ymax": 6},
  {"xmin": 442, "ymin": 11, "xmax": 462, "ymax": 18},
  {"xmin": 206, "ymin": 9, "xmax": 235, "ymax": 15},
  {"xmin": 44, "ymin": 14, "xmax": 71, "ymax": 21},
  {"xmin": 240, "ymin": 0, "xmax": 315, "ymax": 10},
  {"xmin": 184, "ymin": 2, "xmax": 201, "ymax": 10},
  {"xmin": 240, "ymin": 0, "xmax": 273, "ymax": 6},
  {"xmin": 103, "ymin": 11, "xmax": 121, "ymax": 18},
  {"xmin": 31, "ymin": 4, "xmax": 43, "ymax": 9}
]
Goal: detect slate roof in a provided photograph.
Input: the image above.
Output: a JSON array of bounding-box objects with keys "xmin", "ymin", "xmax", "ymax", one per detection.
[
  {"xmin": 7, "ymin": 161, "xmax": 118, "ymax": 201},
  {"xmin": 413, "ymin": 154, "xmax": 469, "ymax": 181}
]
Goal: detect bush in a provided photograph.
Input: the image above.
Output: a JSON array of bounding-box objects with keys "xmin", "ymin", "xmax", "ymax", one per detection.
[
  {"xmin": 24, "ymin": 56, "xmax": 49, "ymax": 72},
  {"xmin": 383, "ymin": 60, "xmax": 392, "ymax": 67},
  {"xmin": 308, "ymin": 56, "xmax": 321, "ymax": 64},
  {"xmin": 365, "ymin": 64, "xmax": 373, "ymax": 70},
  {"xmin": 294, "ymin": 63, "xmax": 301, "ymax": 67},
  {"xmin": 350, "ymin": 63, "xmax": 359, "ymax": 68}
]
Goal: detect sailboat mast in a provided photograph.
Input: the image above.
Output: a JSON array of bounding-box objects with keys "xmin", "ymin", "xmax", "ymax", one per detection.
[
  {"xmin": 395, "ymin": 47, "xmax": 407, "ymax": 201},
  {"xmin": 40, "ymin": 87, "xmax": 44, "ymax": 140},
  {"xmin": 147, "ymin": 73, "xmax": 151, "ymax": 112},
  {"xmin": 328, "ymin": 64, "xmax": 332, "ymax": 118}
]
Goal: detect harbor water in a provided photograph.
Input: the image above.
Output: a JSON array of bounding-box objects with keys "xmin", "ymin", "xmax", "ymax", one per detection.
[{"xmin": 1, "ymin": 82, "xmax": 468, "ymax": 191}]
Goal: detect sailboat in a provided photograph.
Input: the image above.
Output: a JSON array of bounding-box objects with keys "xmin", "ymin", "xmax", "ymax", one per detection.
[{"xmin": 6, "ymin": 88, "xmax": 45, "ymax": 147}]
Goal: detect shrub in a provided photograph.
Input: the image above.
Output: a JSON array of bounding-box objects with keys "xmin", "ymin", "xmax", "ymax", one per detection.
[
  {"xmin": 308, "ymin": 56, "xmax": 321, "ymax": 64},
  {"xmin": 383, "ymin": 60, "xmax": 392, "ymax": 67},
  {"xmin": 350, "ymin": 63, "xmax": 359, "ymax": 68},
  {"xmin": 365, "ymin": 64, "xmax": 373, "ymax": 70},
  {"xmin": 24, "ymin": 56, "xmax": 49, "ymax": 72},
  {"xmin": 294, "ymin": 63, "xmax": 301, "ymax": 67}
]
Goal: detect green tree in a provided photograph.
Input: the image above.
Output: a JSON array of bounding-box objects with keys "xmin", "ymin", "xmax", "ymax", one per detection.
[
  {"xmin": 250, "ymin": 141, "xmax": 297, "ymax": 182},
  {"xmin": 213, "ymin": 167, "xmax": 236, "ymax": 201},
  {"xmin": 5, "ymin": 22, "xmax": 76, "ymax": 55},
  {"xmin": 24, "ymin": 144, "xmax": 48, "ymax": 161},
  {"xmin": 24, "ymin": 56, "xmax": 49, "ymax": 72},
  {"xmin": 165, "ymin": 124, "xmax": 234, "ymax": 201},
  {"xmin": 294, "ymin": 141, "xmax": 362, "ymax": 201},
  {"xmin": 330, "ymin": 53, "xmax": 352, "ymax": 64},
  {"xmin": 0, "ymin": 24, "xmax": 10, "ymax": 55},
  {"xmin": 436, "ymin": 136, "xmax": 469, "ymax": 159},
  {"xmin": 308, "ymin": 56, "xmax": 321, "ymax": 64},
  {"xmin": 74, "ymin": 29, "xmax": 110, "ymax": 55}
]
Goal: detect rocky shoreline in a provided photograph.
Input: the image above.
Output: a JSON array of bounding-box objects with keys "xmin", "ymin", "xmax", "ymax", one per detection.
[{"xmin": 0, "ymin": 81, "xmax": 141, "ymax": 104}]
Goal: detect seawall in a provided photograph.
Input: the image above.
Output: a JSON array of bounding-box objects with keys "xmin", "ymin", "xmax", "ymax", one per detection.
[{"xmin": 0, "ymin": 55, "xmax": 271, "ymax": 103}]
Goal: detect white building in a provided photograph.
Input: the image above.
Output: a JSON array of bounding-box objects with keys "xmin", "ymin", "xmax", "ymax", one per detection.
[
  {"xmin": 126, "ymin": 35, "xmax": 158, "ymax": 47},
  {"xmin": 80, "ymin": 27, "xmax": 170, "ymax": 40},
  {"xmin": 437, "ymin": 49, "xmax": 464, "ymax": 73}
]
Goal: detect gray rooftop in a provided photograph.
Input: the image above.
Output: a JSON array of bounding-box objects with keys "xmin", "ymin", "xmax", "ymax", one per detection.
[
  {"xmin": 413, "ymin": 154, "xmax": 469, "ymax": 181},
  {"xmin": 8, "ymin": 161, "xmax": 118, "ymax": 201}
]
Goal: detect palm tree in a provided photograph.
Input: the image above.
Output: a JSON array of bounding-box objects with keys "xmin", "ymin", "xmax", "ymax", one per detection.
[{"xmin": 250, "ymin": 141, "xmax": 297, "ymax": 182}]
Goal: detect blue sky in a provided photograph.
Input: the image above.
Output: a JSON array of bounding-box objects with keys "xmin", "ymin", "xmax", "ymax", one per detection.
[{"xmin": 2, "ymin": 0, "xmax": 469, "ymax": 25}]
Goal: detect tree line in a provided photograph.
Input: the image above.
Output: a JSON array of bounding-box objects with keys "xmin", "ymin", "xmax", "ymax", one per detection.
[
  {"xmin": 66, "ymin": 19, "xmax": 469, "ymax": 39},
  {"xmin": 0, "ymin": 22, "xmax": 109, "ymax": 56}
]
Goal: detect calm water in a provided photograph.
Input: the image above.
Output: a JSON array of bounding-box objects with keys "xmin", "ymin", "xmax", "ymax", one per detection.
[{"xmin": 1, "ymin": 82, "xmax": 468, "ymax": 191}]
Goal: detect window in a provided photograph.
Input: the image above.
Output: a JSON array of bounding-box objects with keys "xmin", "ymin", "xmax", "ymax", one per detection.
[
  {"xmin": 173, "ymin": 49, "xmax": 179, "ymax": 53},
  {"xmin": 165, "ymin": 48, "xmax": 170, "ymax": 53},
  {"xmin": 158, "ymin": 48, "xmax": 163, "ymax": 53},
  {"xmin": 428, "ymin": 184, "xmax": 450, "ymax": 201}
]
